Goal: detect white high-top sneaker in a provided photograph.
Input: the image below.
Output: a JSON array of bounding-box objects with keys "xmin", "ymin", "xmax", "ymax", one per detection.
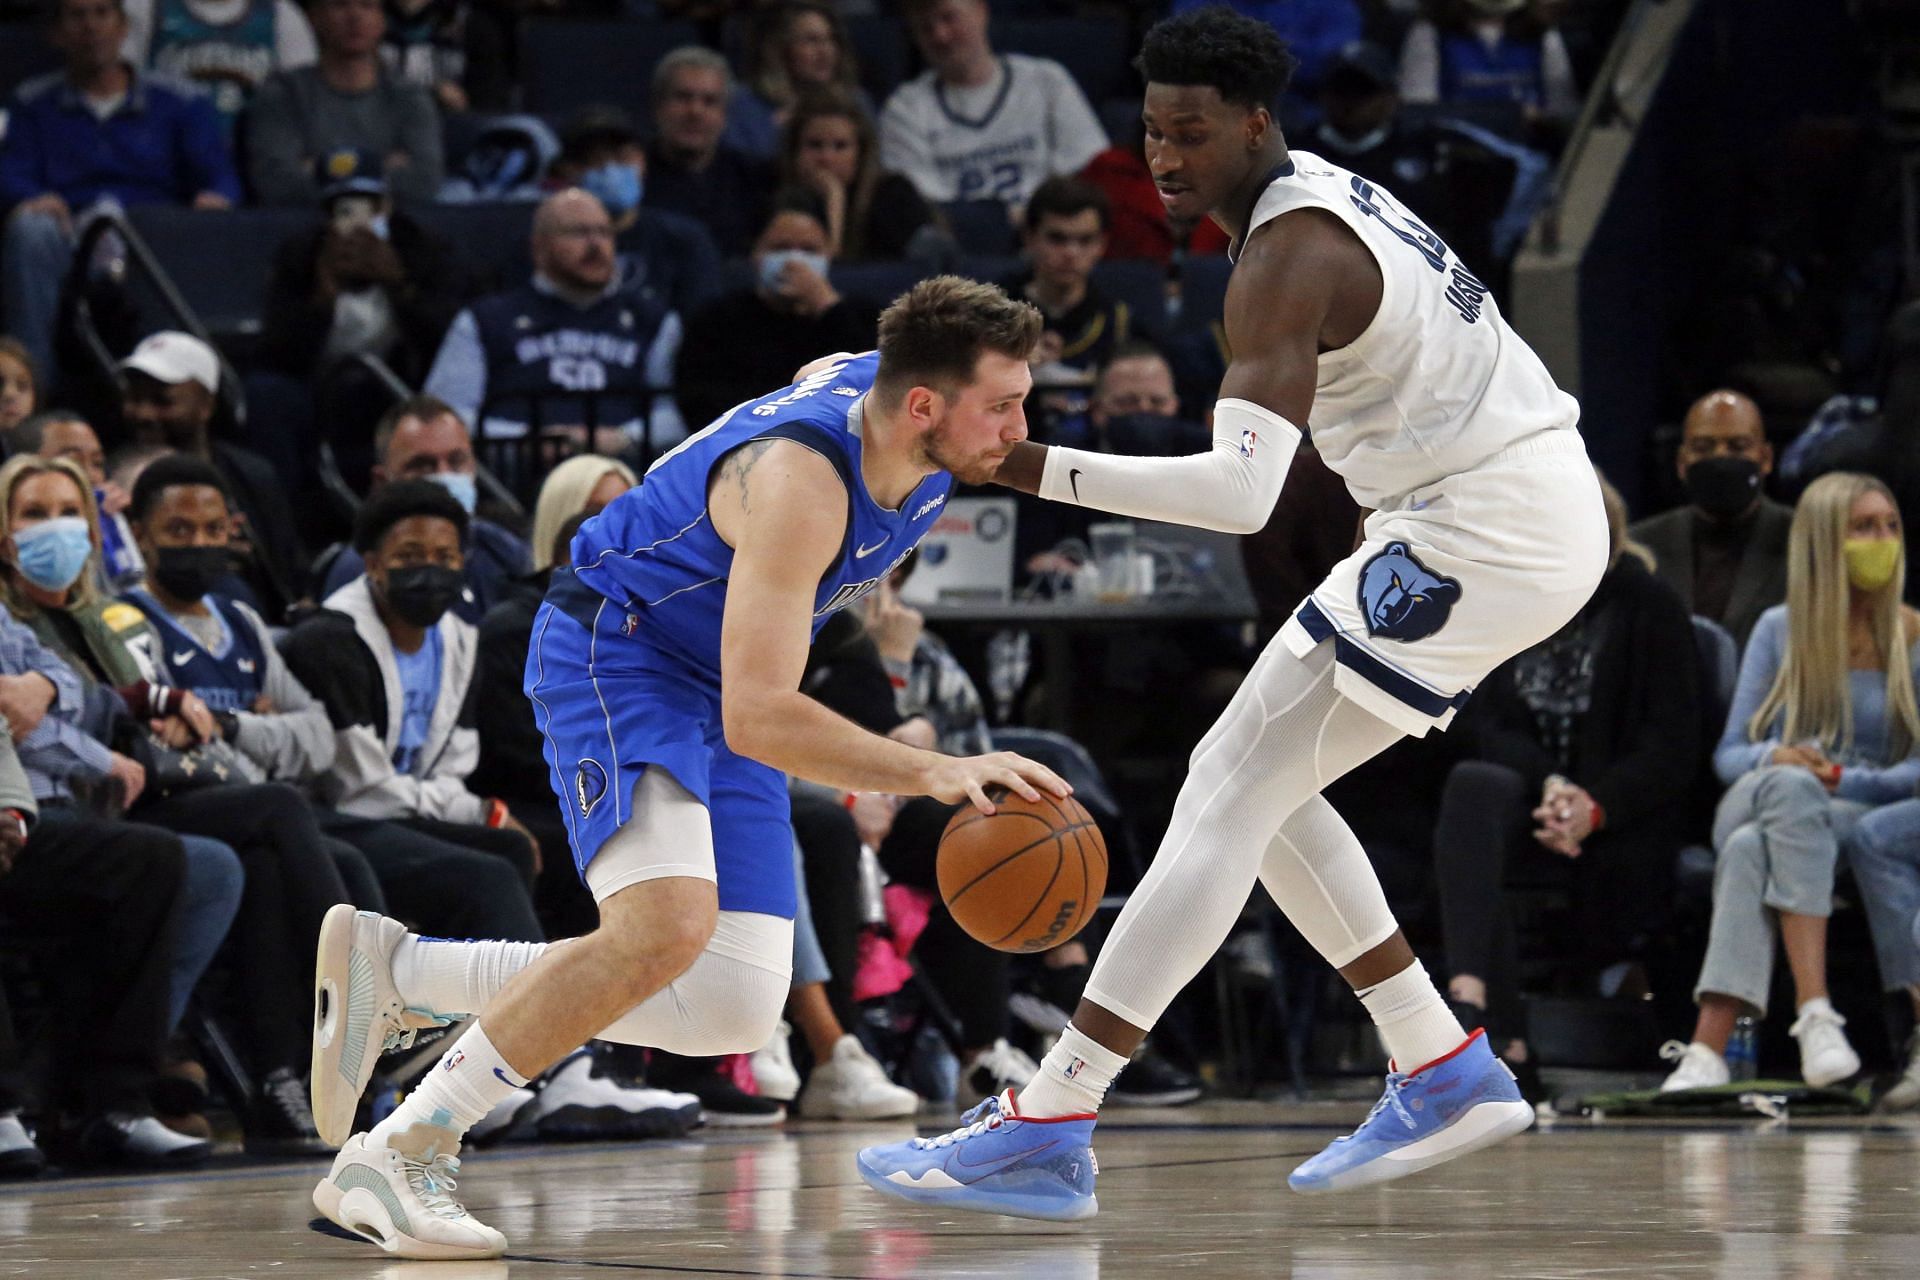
[
  {"xmin": 311, "ymin": 906, "xmax": 453, "ymax": 1147},
  {"xmin": 751, "ymin": 1021, "xmax": 801, "ymax": 1102},
  {"xmin": 1658, "ymin": 1041, "xmax": 1730, "ymax": 1092},
  {"xmin": 1789, "ymin": 1003, "xmax": 1861, "ymax": 1088},
  {"xmin": 798, "ymin": 1035, "xmax": 920, "ymax": 1119},
  {"xmin": 312, "ymin": 1126, "xmax": 505, "ymax": 1260}
]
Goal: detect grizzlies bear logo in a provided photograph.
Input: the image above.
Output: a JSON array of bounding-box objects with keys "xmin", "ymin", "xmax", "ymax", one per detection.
[
  {"xmin": 575, "ymin": 759, "xmax": 609, "ymax": 819},
  {"xmin": 1356, "ymin": 542, "xmax": 1461, "ymax": 642}
]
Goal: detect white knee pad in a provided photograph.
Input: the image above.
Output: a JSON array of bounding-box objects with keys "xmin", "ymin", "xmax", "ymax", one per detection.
[{"xmin": 594, "ymin": 911, "xmax": 793, "ymax": 1056}]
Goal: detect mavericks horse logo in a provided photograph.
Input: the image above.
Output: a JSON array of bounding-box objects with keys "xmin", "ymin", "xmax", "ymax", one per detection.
[
  {"xmin": 575, "ymin": 759, "xmax": 609, "ymax": 819},
  {"xmin": 1356, "ymin": 542, "xmax": 1461, "ymax": 642}
]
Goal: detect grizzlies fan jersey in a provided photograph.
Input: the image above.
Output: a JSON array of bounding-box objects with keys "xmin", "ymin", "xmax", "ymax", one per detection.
[
  {"xmin": 1235, "ymin": 150, "xmax": 1579, "ymax": 508},
  {"xmin": 124, "ymin": 589, "xmax": 269, "ymax": 711},
  {"xmin": 568, "ymin": 351, "xmax": 953, "ymax": 685}
]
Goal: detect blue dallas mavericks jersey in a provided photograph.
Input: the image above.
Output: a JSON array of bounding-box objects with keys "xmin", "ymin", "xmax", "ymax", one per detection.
[{"xmin": 568, "ymin": 350, "xmax": 953, "ymax": 684}]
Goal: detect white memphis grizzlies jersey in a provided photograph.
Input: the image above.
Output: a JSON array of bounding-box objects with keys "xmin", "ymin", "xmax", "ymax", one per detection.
[{"xmin": 1237, "ymin": 151, "xmax": 1579, "ymax": 508}]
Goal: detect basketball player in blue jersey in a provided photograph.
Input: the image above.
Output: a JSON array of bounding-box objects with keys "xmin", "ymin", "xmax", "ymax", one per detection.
[
  {"xmin": 305, "ymin": 276, "xmax": 1069, "ymax": 1260},
  {"xmin": 857, "ymin": 7, "xmax": 1609, "ymax": 1220}
]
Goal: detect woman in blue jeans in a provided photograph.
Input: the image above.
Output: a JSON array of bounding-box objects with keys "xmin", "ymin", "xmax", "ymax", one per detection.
[
  {"xmin": 1662, "ymin": 473, "xmax": 1920, "ymax": 1091},
  {"xmin": 1839, "ymin": 796, "xmax": 1920, "ymax": 1107}
]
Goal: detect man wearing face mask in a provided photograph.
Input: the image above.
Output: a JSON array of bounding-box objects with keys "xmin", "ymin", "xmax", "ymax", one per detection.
[
  {"xmin": 316, "ymin": 396, "xmax": 529, "ymax": 623},
  {"xmin": 117, "ymin": 331, "xmax": 308, "ymax": 620},
  {"xmin": 282, "ymin": 478, "xmax": 543, "ymax": 887},
  {"xmin": 1630, "ymin": 389, "xmax": 1793, "ymax": 649}
]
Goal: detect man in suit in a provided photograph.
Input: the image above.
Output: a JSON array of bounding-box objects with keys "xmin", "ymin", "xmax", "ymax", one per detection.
[{"xmin": 1629, "ymin": 389, "xmax": 1792, "ymax": 650}]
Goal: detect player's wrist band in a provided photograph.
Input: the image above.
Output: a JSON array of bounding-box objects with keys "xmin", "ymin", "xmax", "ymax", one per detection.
[
  {"xmin": 2, "ymin": 809, "xmax": 27, "ymax": 840},
  {"xmin": 486, "ymin": 798, "xmax": 510, "ymax": 828}
]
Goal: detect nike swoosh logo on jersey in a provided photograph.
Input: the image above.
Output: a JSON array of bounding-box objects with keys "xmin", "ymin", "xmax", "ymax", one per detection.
[
  {"xmin": 854, "ymin": 539, "xmax": 888, "ymax": 558},
  {"xmin": 1069, "ymin": 468, "xmax": 1084, "ymax": 502},
  {"xmin": 172, "ymin": 650, "xmax": 195, "ymax": 666}
]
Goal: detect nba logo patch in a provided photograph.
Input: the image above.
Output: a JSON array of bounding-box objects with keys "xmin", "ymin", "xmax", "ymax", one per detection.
[
  {"xmin": 620, "ymin": 612, "xmax": 639, "ymax": 637},
  {"xmin": 1239, "ymin": 428, "xmax": 1258, "ymax": 458},
  {"xmin": 575, "ymin": 759, "xmax": 609, "ymax": 818},
  {"xmin": 443, "ymin": 1049, "xmax": 465, "ymax": 1072}
]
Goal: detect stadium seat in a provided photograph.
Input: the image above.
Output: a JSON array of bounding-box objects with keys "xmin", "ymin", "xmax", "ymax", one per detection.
[
  {"xmin": 411, "ymin": 202, "xmax": 536, "ymax": 294},
  {"xmin": 520, "ymin": 18, "xmax": 700, "ymax": 121},
  {"xmin": 0, "ymin": 33, "xmax": 57, "ymax": 101},
  {"xmin": 125, "ymin": 205, "xmax": 319, "ymax": 337},
  {"xmin": 845, "ymin": 15, "xmax": 911, "ymax": 105},
  {"xmin": 1673, "ymin": 615, "xmax": 1740, "ymax": 901},
  {"xmin": 1092, "ymin": 259, "xmax": 1169, "ymax": 337},
  {"xmin": 1174, "ymin": 254, "xmax": 1234, "ymax": 335},
  {"xmin": 995, "ymin": 18, "xmax": 1134, "ymax": 107},
  {"xmin": 957, "ymin": 253, "xmax": 1022, "ymax": 287},
  {"xmin": 829, "ymin": 261, "xmax": 932, "ymax": 309},
  {"xmin": 941, "ymin": 200, "xmax": 1018, "ymax": 254}
]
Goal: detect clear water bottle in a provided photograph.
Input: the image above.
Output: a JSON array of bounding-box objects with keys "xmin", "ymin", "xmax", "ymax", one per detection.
[{"xmin": 1726, "ymin": 1016, "xmax": 1760, "ymax": 1082}]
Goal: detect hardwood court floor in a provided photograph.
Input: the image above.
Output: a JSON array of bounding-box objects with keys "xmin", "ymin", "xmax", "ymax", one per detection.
[{"xmin": 4, "ymin": 1100, "xmax": 1919, "ymax": 1279}]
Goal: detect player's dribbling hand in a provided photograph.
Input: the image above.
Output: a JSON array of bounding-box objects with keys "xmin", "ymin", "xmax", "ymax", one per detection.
[{"xmin": 923, "ymin": 751, "xmax": 1072, "ymax": 815}]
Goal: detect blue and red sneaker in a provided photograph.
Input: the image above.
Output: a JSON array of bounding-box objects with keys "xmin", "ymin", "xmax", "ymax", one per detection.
[
  {"xmin": 1289, "ymin": 1029, "xmax": 1534, "ymax": 1194},
  {"xmin": 855, "ymin": 1090, "xmax": 1098, "ymax": 1221}
]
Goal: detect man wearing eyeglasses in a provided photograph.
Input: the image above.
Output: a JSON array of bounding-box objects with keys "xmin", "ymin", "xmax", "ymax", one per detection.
[{"xmin": 1630, "ymin": 388, "xmax": 1793, "ymax": 649}]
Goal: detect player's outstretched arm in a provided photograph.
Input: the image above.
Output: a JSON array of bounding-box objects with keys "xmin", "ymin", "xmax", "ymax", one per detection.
[
  {"xmin": 716, "ymin": 440, "xmax": 1068, "ymax": 811},
  {"xmin": 992, "ymin": 211, "xmax": 1344, "ymax": 535}
]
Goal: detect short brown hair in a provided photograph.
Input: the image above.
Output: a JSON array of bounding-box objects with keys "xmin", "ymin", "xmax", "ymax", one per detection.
[
  {"xmin": 874, "ymin": 276, "xmax": 1042, "ymax": 404},
  {"xmin": 373, "ymin": 393, "xmax": 465, "ymax": 462}
]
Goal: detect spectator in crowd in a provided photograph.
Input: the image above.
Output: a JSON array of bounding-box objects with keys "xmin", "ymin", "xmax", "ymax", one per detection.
[
  {"xmin": 319, "ymin": 396, "xmax": 530, "ymax": 624},
  {"xmin": 0, "ymin": 452, "xmax": 354, "ymax": 1153},
  {"xmin": 0, "ymin": 340, "xmax": 38, "ymax": 438},
  {"xmin": 1172, "ymin": 0, "xmax": 1360, "ymax": 98},
  {"xmin": 1848, "ymin": 786, "xmax": 1920, "ymax": 1111},
  {"xmin": 726, "ymin": 0, "xmax": 873, "ymax": 163},
  {"xmin": 880, "ymin": 0, "xmax": 1107, "ymax": 209},
  {"xmin": 1079, "ymin": 117, "xmax": 1229, "ymax": 266},
  {"xmin": 121, "ymin": 0, "xmax": 317, "ymax": 131},
  {"xmin": 117, "ymin": 331, "xmax": 307, "ymax": 618},
  {"xmin": 674, "ymin": 199, "xmax": 871, "ymax": 431},
  {"xmin": 425, "ymin": 188, "xmax": 682, "ymax": 464},
  {"xmin": 0, "ymin": 717, "xmax": 212, "ymax": 1169},
  {"xmin": 10, "ymin": 411, "xmax": 145, "ymax": 590},
  {"xmin": 546, "ymin": 107, "xmax": 722, "ymax": 318},
  {"xmin": 260, "ymin": 148, "xmax": 461, "ymax": 386},
  {"xmin": 0, "ymin": 0, "xmax": 239, "ymax": 386},
  {"xmin": 378, "ymin": 0, "xmax": 512, "ymax": 115},
  {"xmin": 1631, "ymin": 389, "xmax": 1793, "ymax": 651},
  {"xmin": 779, "ymin": 90, "xmax": 945, "ymax": 263},
  {"xmin": 245, "ymin": 0, "xmax": 444, "ymax": 206},
  {"xmin": 1398, "ymin": 0, "xmax": 1579, "ymax": 139},
  {"xmin": 1007, "ymin": 178, "xmax": 1134, "ymax": 424},
  {"xmin": 1432, "ymin": 473, "xmax": 1698, "ymax": 1099},
  {"xmin": 1661, "ymin": 473, "xmax": 1919, "ymax": 1093},
  {"xmin": 643, "ymin": 46, "xmax": 772, "ymax": 256},
  {"xmin": 281, "ymin": 480, "xmax": 543, "ymax": 889}
]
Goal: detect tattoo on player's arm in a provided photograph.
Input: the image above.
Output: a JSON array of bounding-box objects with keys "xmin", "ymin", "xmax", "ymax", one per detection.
[{"xmin": 720, "ymin": 439, "xmax": 780, "ymax": 514}]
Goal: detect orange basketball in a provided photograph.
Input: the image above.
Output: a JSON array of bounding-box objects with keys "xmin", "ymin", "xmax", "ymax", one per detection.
[{"xmin": 937, "ymin": 788, "xmax": 1108, "ymax": 954}]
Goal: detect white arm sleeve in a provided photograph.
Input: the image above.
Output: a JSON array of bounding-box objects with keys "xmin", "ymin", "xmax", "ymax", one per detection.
[{"xmin": 1035, "ymin": 398, "xmax": 1301, "ymax": 535}]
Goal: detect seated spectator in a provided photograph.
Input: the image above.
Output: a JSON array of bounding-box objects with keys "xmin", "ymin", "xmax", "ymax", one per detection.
[
  {"xmin": 1661, "ymin": 473, "xmax": 1920, "ymax": 1094},
  {"xmin": 122, "ymin": 0, "xmax": 317, "ymax": 133},
  {"xmin": 0, "ymin": 452, "xmax": 353, "ymax": 1153},
  {"xmin": 281, "ymin": 479, "xmax": 543, "ymax": 889},
  {"xmin": 0, "ymin": 0, "xmax": 239, "ymax": 386},
  {"xmin": 674, "ymin": 199, "xmax": 872, "ymax": 431},
  {"xmin": 1630, "ymin": 389, "xmax": 1793, "ymax": 651},
  {"xmin": 1171, "ymin": 0, "xmax": 1360, "ymax": 99},
  {"xmin": 546, "ymin": 106, "xmax": 722, "ymax": 318},
  {"xmin": 1851, "ymin": 782, "xmax": 1920, "ymax": 1109},
  {"xmin": 727, "ymin": 0, "xmax": 874, "ymax": 163},
  {"xmin": 1006, "ymin": 178, "xmax": 1136, "ymax": 424},
  {"xmin": 10, "ymin": 411, "xmax": 145, "ymax": 590},
  {"xmin": 319, "ymin": 395, "xmax": 530, "ymax": 624},
  {"xmin": 1432, "ymin": 473, "xmax": 1697, "ymax": 1098},
  {"xmin": 0, "ymin": 340, "xmax": 38, "ymax": 438},
  {"xmin": 1398, "ymin": 0, "xmax": 1578, "ymax": 141},
  {"xmin": 643, "ymin": 46, "xmax": 773, "ymax": 257},
  {"xmin": 117, "ymin": 331, "xmax": 307, "ymax": 617},
  {"xmin": 1079, "ymin": 117, "xmax": 1229, "ymax": 266},
  {"xmin": 378, "ymin": 0, "xmax": 511, "ymax": 115},
  {"xmin": 881, "ymin": 0, "xmax": 1106, "ymax": 213},
  {"xmin": 244, "ymin": 0, "xmax": 443, "ymax": 206},
  {"xmin": 259, "ymin": 148, "xmax": 462, "ymax": 386},
  {"xmin": 424, "ymin": 188, "xmax": 682, "ymax": 468},
  {"xmin": 780, "ymin": 90, "xmax": 946, "ymax": 264}
]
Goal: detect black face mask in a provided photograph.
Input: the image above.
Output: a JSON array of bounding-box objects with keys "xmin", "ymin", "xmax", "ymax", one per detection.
[
  {"xmin": 382, "ymin": 564, "xmax": 465, "ymax": 628},
  {"xmin": 151, "ymin": 544, "xmax": 229, "ymax": 601},
  {"xmin": 1684, "ymin": 455, "xmax": 1762, "ymax": 522}
]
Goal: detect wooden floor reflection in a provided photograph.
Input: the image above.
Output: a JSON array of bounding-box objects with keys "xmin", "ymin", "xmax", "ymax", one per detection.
[{"xmin": 5, "ymin": 1100, "xmax": 1919, "ymax": 1278}]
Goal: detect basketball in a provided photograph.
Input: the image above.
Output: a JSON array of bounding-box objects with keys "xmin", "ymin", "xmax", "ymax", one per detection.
[{"xmin": 937, "ymin": 788, "xmax": 1108, "ymax": 954}]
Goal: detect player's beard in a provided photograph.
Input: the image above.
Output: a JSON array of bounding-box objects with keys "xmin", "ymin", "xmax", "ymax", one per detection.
[{"xmin": 920, "ymin": 414, "xmax": 1002, "ymax": 485}]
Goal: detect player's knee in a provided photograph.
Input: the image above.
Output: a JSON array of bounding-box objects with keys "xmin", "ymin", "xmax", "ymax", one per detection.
[{"xmin": 594, "ymin": 878, "xmax": 718, "ymax": 987}]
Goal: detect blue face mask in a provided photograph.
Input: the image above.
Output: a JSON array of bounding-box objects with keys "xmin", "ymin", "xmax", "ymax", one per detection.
[
  {"xmin": 426, "ymin": 470, "xmax": 478, "ymax": 515},
  {"xmin": 760, "ymin": 249, "xmax": 831, "ymax": 292},
  {"xmin": 582, "ymin": 162, "xmax": 643, "ymax": 216},
  {"xmin": 12, "ymin": 516, "xmax": 93, "ymax": 593}
]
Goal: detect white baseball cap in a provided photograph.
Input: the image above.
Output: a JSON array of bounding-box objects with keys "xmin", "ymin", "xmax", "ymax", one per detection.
[{"xmin": 119, "ymin": 331, "xmax": 220, "ymax": 394}]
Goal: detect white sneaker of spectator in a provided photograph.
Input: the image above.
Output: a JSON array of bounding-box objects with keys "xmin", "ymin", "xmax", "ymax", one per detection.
[
  {"xmin": 1789, "ymin": 1000, "xmax": 1861, "ymax": 1087},
  {"xmin": 798, "ymin": 1035, "xmax": 920, "ymax": 1119},
  {"xmin": 519, "ymin": 1049, "xmax": 702, "ymax": 1140},
  {"xmin": 963, "ymin": 1038, "xmax": 1040, "ymax": 1100},
  {"xmin": 1880, "ymin": 1030, "xmax": 1920, "ymax": 1112},
  {"xmin": 466, "ymin": 1086, "xmax": 537, "ymax": 1146},
  {"xmin": 751, "ymin": 1021, "xmax": 801, "ymax": 1102},
  {"xmin": 1658, "ymin": 1040, "xmax": 1729, "ymax": 1092}
]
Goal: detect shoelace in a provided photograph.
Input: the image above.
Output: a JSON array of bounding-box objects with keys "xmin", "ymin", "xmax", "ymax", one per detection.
[
  {"xmin": 910, "ymin": 1097, "xmax": 1004, "ymax": 1151},
  {"xmin": 401, "ymin": 1151, "xmax": 469, "ymax": 1220},
  {"xmin": 1353, "ymin": 1073, "xmax": 1416, "ymax": 1136},
  {"xmin": 1789, "ymin": 1008, "xmax": 1847, "ymax": 1038},
  {"xmin": 1658, "ymin": 1040, "xmax": 1692, "ymax": 1064},
  {"xmin": 264, "ymin": 1072, "xmax": 316, "ymax": 1128}
]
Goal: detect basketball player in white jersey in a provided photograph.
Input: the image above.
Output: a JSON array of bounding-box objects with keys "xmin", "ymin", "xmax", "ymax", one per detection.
[{"xmin": 856, "ymin": 7, "xmax": 1608, "ymax": 1219}]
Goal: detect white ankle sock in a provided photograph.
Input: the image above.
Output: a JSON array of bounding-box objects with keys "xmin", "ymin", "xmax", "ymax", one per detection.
[
  {"xmin": 1796, "ymin": 996, "xmax": 1836, "ymax": 1019},
  {"xmin": 1016, "ymin": 1023, "xmax": 1128, "ymax": 1118},
  {"xmin": 1357, "ymin": 960, "xmax": 1467, "ymax": 1071},
  {"xmin": 369, "ymin": 1023, "xmax": 529, "ymax": 1150},
  {"xmin": 391, "ymin": 937, "xmax": 547, "ymax": 1017}
]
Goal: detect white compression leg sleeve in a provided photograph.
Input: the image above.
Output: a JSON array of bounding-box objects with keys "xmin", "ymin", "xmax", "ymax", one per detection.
[{"xmin": 1083, "ymin": 641, "xmax": 1405, "ymax": 1030}]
